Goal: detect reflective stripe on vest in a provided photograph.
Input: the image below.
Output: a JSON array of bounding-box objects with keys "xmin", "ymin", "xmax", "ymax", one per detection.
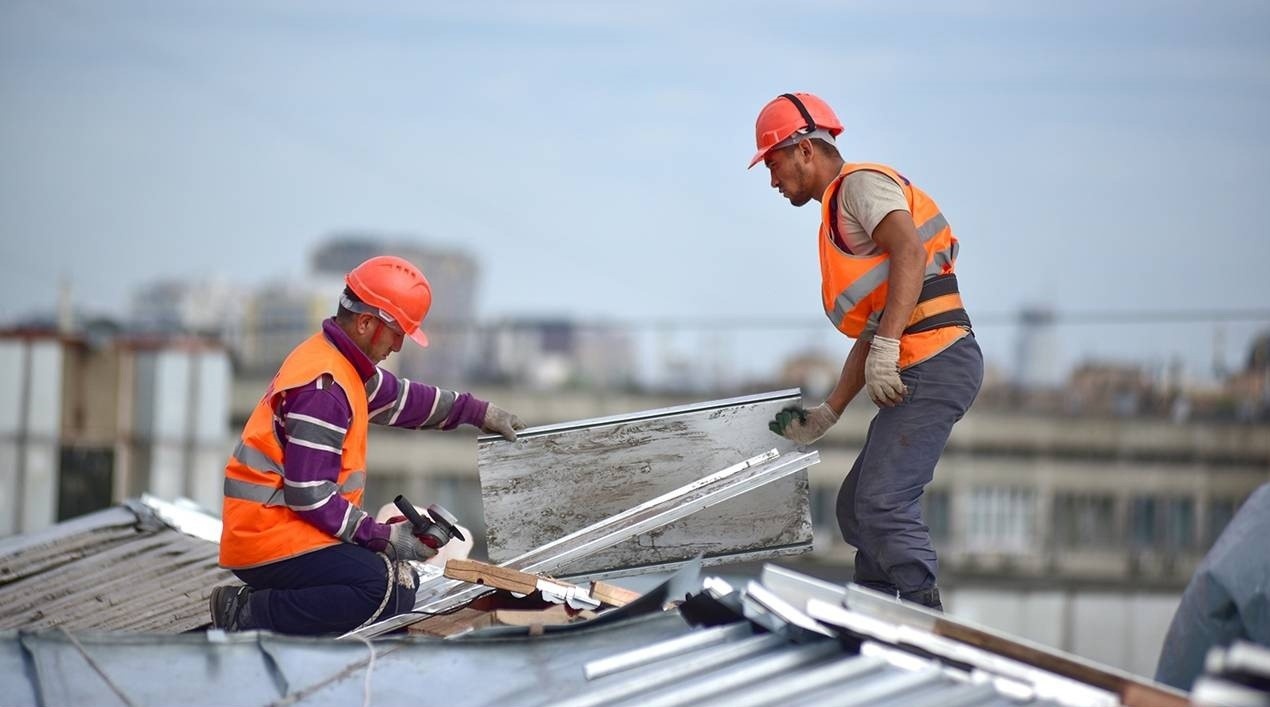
[
  {"xmin": 826, "ymin": 211, "xmax": 955, "ymax": 329},
  {"xmin": 219, "ymin": 332, "xmax": 371, "ymax": 569},
  {"xmin": 223, "ymin": 462, "xmax": 367, "ymax": 507},
  {"xmin": 818, "ymin": 162, "xmax": 972, "ymax": 369}
]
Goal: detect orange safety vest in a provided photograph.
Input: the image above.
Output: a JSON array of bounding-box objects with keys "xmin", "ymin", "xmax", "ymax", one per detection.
[
  {"xmin": 819, "ymin": 162, "xmax": 972, "ymax": 369},
  {"xmin": 219, "ymin": 332, "xmax": 369, "ymax": 569}
]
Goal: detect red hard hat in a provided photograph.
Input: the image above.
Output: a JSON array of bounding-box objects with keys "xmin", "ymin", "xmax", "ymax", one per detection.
[
  {"xmin": 345, "ymin": 256, "xmax": 432, "ymax": 347},
  {"xmin": 748, "ymin": 92, "xmax": 844, "ymax": 169}
]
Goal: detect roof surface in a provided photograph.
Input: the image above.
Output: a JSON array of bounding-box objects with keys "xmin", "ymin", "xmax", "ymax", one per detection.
[{"xmin": 0, "ymin": 498, "xmax": 231, "ymax": 633}]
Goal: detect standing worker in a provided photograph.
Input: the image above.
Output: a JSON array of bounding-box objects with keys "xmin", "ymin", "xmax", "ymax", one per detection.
[
  {"xmin": 753, "ymin": 93, "xmax": 982, "ymax": 610},
  {"xmin": 209, "ymin": 255, "xmax": 525, "ymax": 635}
]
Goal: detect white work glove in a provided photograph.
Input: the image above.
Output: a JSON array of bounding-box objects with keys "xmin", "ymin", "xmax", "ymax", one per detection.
[
  {"xmin": 768, "ymin": 403, "xmax": 840, "ymax": 445},
  {"xmin": 865, "ymin": 335, "xmax": 907, "ymax": 406},
  {"xmin": 387, "ymin": 522, "xmax": 437, "ymax": 563},
  {"xmin": 482, "ymin": 403, "xmax": 526, "ymax": 441}
]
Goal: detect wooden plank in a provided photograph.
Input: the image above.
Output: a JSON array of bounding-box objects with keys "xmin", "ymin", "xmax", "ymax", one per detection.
[
  {"xmin": 445, "ymin": 559, "xmax": 539, "ymax": 595},
  {"xmin": 933, "ymin": 620, "xmax": 1189, "ymax": 707},
  {"xmin": 445, "ymin": 559, "xmax": 642, "ymax": 608},
  {"xmin": 478, "ymin": 390, "xmax": 814, "ymax": 576},
  {"xmin": 589, "ymin": 581, "xmax": 642, "ymax": 608}
]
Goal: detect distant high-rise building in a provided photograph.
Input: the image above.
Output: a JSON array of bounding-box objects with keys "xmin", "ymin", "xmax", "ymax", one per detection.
[
  {"xmin": 130, "ymin": 278, "xmax": 244, "ymax": 346},
  {"xmin": 133, "ymin": 235, "xmax": 480, "ymax": 383},
  {"xmin": 309, "ymin": 234, "xmax": 479, "ymax": 385},
  {"xmin": 223, "ymin": 235, "xmax": 479, "ymax": 381},
  {"xmin": 474, "ymin": 318, "xmax": 636, "ymax": 391},
  {"xmin": 238, "ymin": 281, "xmax": 330, "ymax": 376},
  {"xmin": 1013, "ymin": 304, "xmax": 1061, "ymax": 389}
]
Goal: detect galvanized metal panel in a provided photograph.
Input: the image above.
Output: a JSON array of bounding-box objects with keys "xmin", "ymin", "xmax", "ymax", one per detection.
[
  {"xmin": 478, "ymin": 390, "xmax": 814, "ymax": 576},
  {"xmin": 348, "ymin": 450, "xmax": 819, "ymax": 639}
]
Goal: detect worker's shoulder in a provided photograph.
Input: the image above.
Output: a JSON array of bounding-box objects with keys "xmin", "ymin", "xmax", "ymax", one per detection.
[
  {"xmin": 843, "ymin": 166, "xmax": 905, "ymax": 188},
  {"xmin": 284, "ymin": 374, "xmax": 353, "ymax": 408},
  {"xmin": 840, "ymin": 169, "xmax": 908, "ymax": 211}
]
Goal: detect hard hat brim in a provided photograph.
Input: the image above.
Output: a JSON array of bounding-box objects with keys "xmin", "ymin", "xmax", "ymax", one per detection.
[
  {"xmin": 747, "ymin": 146, "xmax": 770, "ymax": 169},
  {"xmin": 408, "ymin": 328, "xmax": 429, "ymax": 348}
]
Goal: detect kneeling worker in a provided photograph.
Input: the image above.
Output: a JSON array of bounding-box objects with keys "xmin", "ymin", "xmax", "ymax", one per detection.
[{"xmin": 210, "ymin": 255, "xmax": 524, "ymax": 635}]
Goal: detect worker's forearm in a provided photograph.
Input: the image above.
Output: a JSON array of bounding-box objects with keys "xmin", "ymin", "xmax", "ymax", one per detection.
[
  {"xmin": 368, "ymin": 369, "xmax": 488, "ymax": 431},
  {"xmin": 875, "ymin": 241, "xmax": 925, "ymax": 339},
  {"xmin": 825, "ymin": 338, "xmax": 868, "ymax": 414}
]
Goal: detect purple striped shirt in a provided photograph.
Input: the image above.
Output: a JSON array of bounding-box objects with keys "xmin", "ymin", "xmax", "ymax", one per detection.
[{"xmin": 273, "ymin": 318, "xmax": 488, "ymax": 549}]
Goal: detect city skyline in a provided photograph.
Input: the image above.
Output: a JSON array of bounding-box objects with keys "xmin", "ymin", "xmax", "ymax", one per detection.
[{"xmin": 17, "ymin": 230, "xmax": 1270, "ymax": 392}]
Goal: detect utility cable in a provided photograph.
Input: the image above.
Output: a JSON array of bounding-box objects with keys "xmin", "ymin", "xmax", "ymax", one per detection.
[{"xmin": 59, "ymin": 628, "xmax": 138, "ymax": 707}]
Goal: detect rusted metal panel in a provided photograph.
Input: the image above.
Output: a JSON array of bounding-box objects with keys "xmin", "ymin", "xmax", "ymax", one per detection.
[{"xmin": 477, "ymin": 389, "xmax": 814, "ymax": 577}]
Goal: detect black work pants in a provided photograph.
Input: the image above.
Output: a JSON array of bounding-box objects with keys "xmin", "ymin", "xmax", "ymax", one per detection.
[{"xmin": 234, "ymin": 543, "xmax": 417, "ymax": 636}]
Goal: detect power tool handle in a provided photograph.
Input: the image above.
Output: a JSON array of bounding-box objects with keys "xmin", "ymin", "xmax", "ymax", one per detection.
[{"xmin": 393, "ymin": 494, "xmax": 430, "ymax": 533}]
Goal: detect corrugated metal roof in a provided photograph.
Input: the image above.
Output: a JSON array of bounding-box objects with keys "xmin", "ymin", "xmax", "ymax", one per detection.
[
  {"xmin": 2, "ymin": 610, "xmax": 695, "ymax": 707},
  {"xmin": 0, "ymin": 560, "xmax": 1199, "ymax": 707},
  {"xmin": 0, "ymin": 498, "xmax": 231, "ymax": 633}
]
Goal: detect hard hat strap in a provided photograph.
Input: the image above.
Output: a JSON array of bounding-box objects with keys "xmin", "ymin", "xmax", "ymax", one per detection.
[{"xmin": 779, "ymin": 93, "xmax": 818, "ymax": 133}]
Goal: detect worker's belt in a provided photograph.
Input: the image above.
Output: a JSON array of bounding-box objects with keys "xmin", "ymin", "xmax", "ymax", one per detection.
[{"xmin": 904, "ymin": 273, "xmax": 972, "ymax": 335}]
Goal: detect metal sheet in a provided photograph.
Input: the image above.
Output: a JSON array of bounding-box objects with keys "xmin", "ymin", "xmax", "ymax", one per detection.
[
  {"xmin": 584, "ymin": 621, "xmax": 754, "ymax": 679},
  {"xmin": 554, "ymin": 633, "xmax": 789, "ymax": 707},
  {"xmin": 478, "ymin": 389, "xmax": 814, "ymax": 575},
  {"xmin": 344, "ymin": 449, "xmax": 819, "ymax": 639}
]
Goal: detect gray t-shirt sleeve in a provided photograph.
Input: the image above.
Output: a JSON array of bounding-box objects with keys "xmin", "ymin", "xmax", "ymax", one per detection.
[{"xmin": 839, "ymin": 170, "xmax": 910, "ymax": 238}]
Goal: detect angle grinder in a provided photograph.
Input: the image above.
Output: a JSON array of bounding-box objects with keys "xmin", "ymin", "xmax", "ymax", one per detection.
[{"xmin": 393, "ymin": 494, "xmax": 466, "ymax": 550}]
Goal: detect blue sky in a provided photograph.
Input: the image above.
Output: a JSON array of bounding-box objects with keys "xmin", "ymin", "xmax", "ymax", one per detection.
[{"xmin": 2, "ymin": 1, "xmax": 1268, "ymax": 384}]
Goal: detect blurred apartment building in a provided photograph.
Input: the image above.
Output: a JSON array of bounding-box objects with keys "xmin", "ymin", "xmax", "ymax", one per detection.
[
  {"xmin": 130, "ymin": 277, "xmax": 244, "ymax": 348},
  {"xmin": 129, "ymin": 235, "xmax": 481, "ymax": 386},
  {"xmin": 238, "ymin": 235, "xmax": 479, "ymax": 385},
  {"xmin": 471, "ymin": 318, "xmax": 637, "ymax": 391},
  {"xmin": 0, "ymin": 328, "xmax": 230, "ymax": 537}
]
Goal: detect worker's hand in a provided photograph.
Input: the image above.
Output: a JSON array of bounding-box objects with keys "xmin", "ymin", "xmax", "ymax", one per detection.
[
  {"xmin": 387, "ymin": 522, "xmax": 437, "ymax": 562},
  {"xmin": 768, "ymin": 403, "xmax": 839, "ymax": 445},
  {"xmin": 864, "ymin": 335, "xmax": 907, "ymax": 406},
  {"xmin": 482, "ymin": 403, "xmax": 526, "ymax": 441}
]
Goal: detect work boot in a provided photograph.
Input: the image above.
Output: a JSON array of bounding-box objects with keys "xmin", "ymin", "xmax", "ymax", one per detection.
[
  {"xmin": 900, "ymin": 586, "xmax": 943, "ymax": 612},
  {"xmin": 209, "ymin": 585, "xmax": 255, "ymax": 630}
]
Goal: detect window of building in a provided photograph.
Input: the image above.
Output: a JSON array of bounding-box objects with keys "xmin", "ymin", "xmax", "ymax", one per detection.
[
  {"xmin": 1053, "ymin": 493, "xmax": 1117, "ymax": 549},
  {"xmin": 1162, "ymin": 497, "xmax": 1195, "ymax": 551},
  {"xmin": 923, "ymin": 489, "xmax": 951, "ymax": 545},
  {"xmin": 1130, "ymin": 496, "xmax": 1196, "ymax": 551},
  {"xmin": 964, "ymin": 486, "xmax": 1035, "ymax": 554},
  {"xmin": 1206, "ymin": 498, "xmax": 1238, "ymax": 549}
]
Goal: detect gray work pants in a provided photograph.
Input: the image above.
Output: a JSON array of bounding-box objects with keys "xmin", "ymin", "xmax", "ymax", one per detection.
[{"xmin": 836, "ymin": 333, "xmax": 983, "ymax": 595}]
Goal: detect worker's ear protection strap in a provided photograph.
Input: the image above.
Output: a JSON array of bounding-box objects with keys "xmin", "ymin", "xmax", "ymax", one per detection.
[{"xmin": 780, "ymin": 93, "xmax": 818, "ymax": 133}]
